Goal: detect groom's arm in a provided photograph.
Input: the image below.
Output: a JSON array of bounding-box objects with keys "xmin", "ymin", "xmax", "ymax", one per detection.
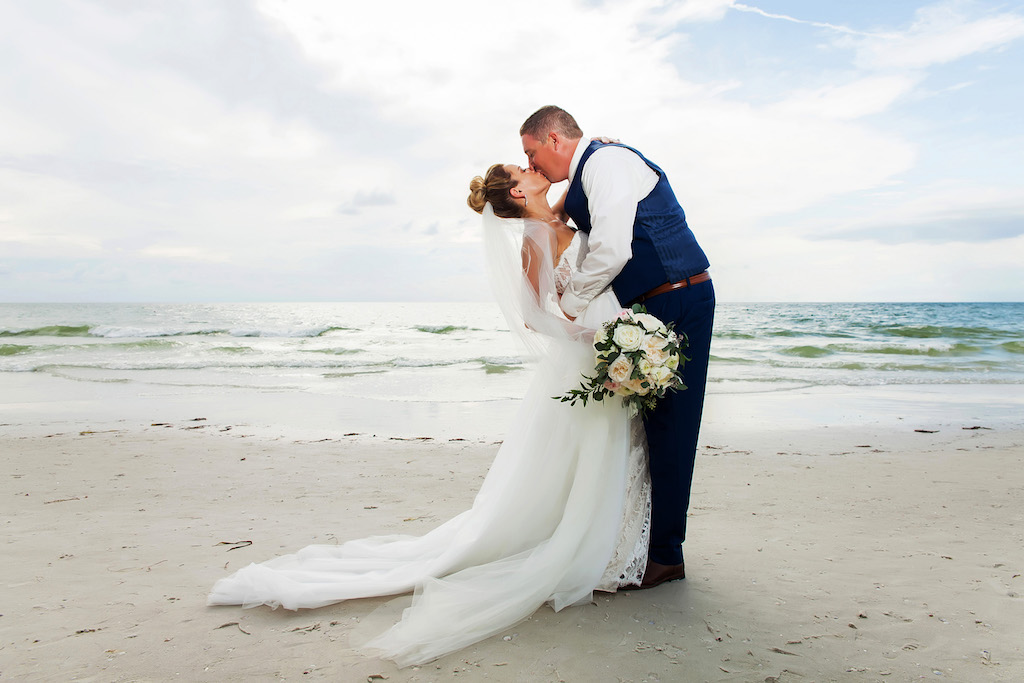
[{"xmin": 559, "ymin": 147, "xmax": 657, "ymax": 318}]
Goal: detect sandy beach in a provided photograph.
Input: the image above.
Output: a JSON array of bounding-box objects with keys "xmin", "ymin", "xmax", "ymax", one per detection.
[{"xmin": 3, "ymin": 378, "xmax": 1023, "ymax": 682}]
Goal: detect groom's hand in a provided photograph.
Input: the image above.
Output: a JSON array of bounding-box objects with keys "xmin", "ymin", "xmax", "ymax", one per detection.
[{"xmin": 558, "ymin": 294, "xmax": 577, "ymax": 321}]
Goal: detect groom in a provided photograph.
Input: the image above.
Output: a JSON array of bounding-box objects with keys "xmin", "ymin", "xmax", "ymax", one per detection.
[{"xmin": 521, "ymin": 105, "xmax": 715, "ymax": 588}]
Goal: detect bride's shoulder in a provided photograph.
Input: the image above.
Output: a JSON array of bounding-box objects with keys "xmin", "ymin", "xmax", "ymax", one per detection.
[{"xmin": 522, "ymin": 219, "xmax": 558, "ymax": 244}]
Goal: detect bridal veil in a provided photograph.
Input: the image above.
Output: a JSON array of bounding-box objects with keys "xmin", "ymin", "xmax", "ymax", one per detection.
[{"xmin": 208, "ymin": 206, "xmax": 644, "ymax": 666}]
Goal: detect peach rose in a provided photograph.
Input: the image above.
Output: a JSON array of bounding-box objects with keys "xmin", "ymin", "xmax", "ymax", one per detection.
[
  {"xmin": 622, "ymin": 377, "xmax": 649, "ymax": 396},
  {"xmin": 607, "ymin": 355, "xmax": 634, "ymax": 383},
  {"xmin": 641, "ymin": 334, "xmax": 670, "ymax": 365}
]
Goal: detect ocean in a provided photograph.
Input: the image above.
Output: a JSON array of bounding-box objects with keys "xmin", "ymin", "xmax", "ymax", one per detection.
[
  {"xmin": 2, "ymin": 302, "xmax": 1022, "ymax": 438},
  {"xmin": 2, "ymin": 301, "xmax": 1022, "ymax": 388}
]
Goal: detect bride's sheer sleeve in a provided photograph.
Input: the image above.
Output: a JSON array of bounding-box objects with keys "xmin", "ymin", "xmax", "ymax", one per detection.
[
  {"xmin": 519, "ymin": 223, "xmax": 595, "ymax": 344},
  {"xmin": 481, "ymin": 205, "xmax": 595, "ymax": 358},
  {"xmin": 521, "ymin": 234, "xmax": 545, "ymax": 300}
]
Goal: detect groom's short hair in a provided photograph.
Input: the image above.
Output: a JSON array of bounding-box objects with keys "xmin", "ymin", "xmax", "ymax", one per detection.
[{"xmin": 520, "ymin": 106, "xmax": 583, "ymax": 140}]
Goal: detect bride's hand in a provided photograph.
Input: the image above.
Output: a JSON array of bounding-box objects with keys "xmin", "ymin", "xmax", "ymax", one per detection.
[
  {"xmin": 552, "ymin": 188, "xmax": 570, "ymax": 223},
  {"xmin": 593, "ymin": 135, "xmax": 620, "ymax": 144}
]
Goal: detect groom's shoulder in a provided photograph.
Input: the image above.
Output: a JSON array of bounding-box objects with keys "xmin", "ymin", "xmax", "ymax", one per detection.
[
  {"xmin": 586, "ymin": 143, "xmax": 650, "ymax": 172},
  {"xmin": 591, "ymin": 141, "xmax": 647, "ymax": 159}
]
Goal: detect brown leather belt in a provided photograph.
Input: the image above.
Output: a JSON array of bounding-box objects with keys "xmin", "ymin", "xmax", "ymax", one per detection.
[{"xmin": 630, "ymin": 271, "xmax": 711, "ymax": 305}]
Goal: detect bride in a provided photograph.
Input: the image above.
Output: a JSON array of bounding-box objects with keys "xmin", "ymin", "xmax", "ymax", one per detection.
[{"xmin": 208, "ymin": 163, "xmax": 651, "ymax": 666}]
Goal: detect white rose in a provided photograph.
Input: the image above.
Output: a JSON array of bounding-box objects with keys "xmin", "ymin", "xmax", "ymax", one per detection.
[
  {"xmin": 612, "ymin": 324, "xmax": 643, "ymax": 352},
  {"xmin": 650, "ymin": 365, "xmax": 674, "ymax": 387},
  {"xmin": 641, "ymin": 334, "xmax": 670, "ymax": 365},
  {"xmin": 638, "ymin": 358, "xmax": 654, "ymax": 377},
  {"xmin": 607, "ymin": 355, "xmax": 634, "ymax": 383},
  {"xmin": 665, "ymin": 352, "xmax": 680, "ymax": 371},
  {"xmin": 633, "ymin": 312, "xmax": 667, "ymax": 333}
]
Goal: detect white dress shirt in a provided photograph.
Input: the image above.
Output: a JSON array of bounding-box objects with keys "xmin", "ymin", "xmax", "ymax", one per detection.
[{"xmin": 559, "ymin": 138, "xmax": 659, "ymax": 318}]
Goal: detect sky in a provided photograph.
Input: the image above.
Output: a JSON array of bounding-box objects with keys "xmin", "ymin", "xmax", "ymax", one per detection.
[{"xmin": 1, "ymin": 0, "xmax": 1022, "ymax": 303}]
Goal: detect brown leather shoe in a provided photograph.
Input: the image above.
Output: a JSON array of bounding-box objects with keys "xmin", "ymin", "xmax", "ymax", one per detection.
[{"xmin": 624, "ymin": 559, "xmax": 685, "ymax": 590}]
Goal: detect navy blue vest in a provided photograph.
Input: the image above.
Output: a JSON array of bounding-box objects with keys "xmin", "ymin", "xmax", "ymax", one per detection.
[{"xmin": 564, "ymin": 141, "xmax": 709, "ymax": 305}]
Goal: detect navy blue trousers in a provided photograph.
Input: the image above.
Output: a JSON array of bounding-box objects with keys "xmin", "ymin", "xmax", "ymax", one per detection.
[{"xmin": 639, "ymin": 278, "xmax": 715, "ymax": 566}]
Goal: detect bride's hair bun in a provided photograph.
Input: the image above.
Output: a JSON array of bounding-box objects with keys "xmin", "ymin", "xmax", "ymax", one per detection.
[
  {"xmin": 467, "ymin": 164, "xmax": 524, "ymax": 219},
  {"xmin": 467, "ymin": 176, "xmax": 488, "ymax": 214}
]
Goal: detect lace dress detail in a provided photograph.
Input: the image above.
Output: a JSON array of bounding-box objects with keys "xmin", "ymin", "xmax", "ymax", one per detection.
[
  {"xmin": 554, "ymin": 233, "xmax": 582, "ymax": 296},
  {"xmin": 598, "ymin": 417, "xmax": 652, "ymax": 589}
]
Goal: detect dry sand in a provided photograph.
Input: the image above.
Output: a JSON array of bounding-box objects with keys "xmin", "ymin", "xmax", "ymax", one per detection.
[{"xmin": 3, "ymin": 410, "xmax": 1022, "ymax": 682}]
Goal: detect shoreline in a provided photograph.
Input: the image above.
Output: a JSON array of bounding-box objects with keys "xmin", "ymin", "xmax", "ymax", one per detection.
[{"xmin": 2, "ymin": 371, "xmax": 1022, "ymax": 441}]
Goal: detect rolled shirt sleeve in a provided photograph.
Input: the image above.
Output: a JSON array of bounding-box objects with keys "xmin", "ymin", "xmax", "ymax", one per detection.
[{"xmin": 559, "ymin": 144, "xmax": 659, "ymax": 319}]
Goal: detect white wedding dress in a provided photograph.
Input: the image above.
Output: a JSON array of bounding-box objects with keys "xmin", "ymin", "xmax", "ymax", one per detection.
[{"xmin": 208, "ymin": 217, "xmax": 651, "ymax": 667}]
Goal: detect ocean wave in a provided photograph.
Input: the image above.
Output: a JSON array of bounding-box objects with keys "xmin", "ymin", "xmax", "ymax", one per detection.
[
  {"xmin": 0, "ymin": 344, "xmax": 33, "ymax": 356},
  {"xmin": 211, "ymin": 345, "xmax": 258, "ymax": 354},
  {"xmin": 107, "ymin": 339, "xmax": 182, "ymax": 350},
  {"xmin": 226, "ymin": 325, "xmax": 352, "ymax": 338},
  {"xmin": 709, "ymin": 375, "xmax": 1024, "ymax": 388},
  {"xmin": 7, "ymin": 354, "xmax": 502, "ymax": 374},
  {"xmin": 301, "ymin": 347, "xmax": 364, "ymax": 355},
  {"xmin": 474, "ymin": 356, "xmax": 523, "ymax": 374},
  {"xmin": 0, "ymin": 339, "xmax": 182, "ymax": 360},
  {"xmin": 414, "ymin": 325, "xmax": 469, "ymax": 334},
  {"xmin": 825, "ymin": 342, "xmax": 982, "ymax": 357},
  {"xmin": 1001, "ymin": 341, "xmax": 1024, "ymax": 354},
  {"xmin": 23, "ymin": 358, "xmax": 387, "ymax": 374},
  {"xmin": 323, "ymin": 369, "xmax": 389, "ymax": 378},
  {"xmin": 2, "ymin": 325, "xmax": 94, "ymax": 337},
  {"xmin": 882, "ymin": 324, "xmax": 1017, "ymax": 339},
  {"xmin": 92, "ymin": 326, "xmax": 226, "ymax": 338},
  {"xmin": 1, "ymin": 324, "xmax": 355, "ymax": 339},
  {"xmin": 779, "ymin": 345, "xmax": 833, "ymax": 358},
  {"xmin": 391, "ymin": 358, "xmax": 465, "ymax": 368},
  {"xmin": 708, "ymin": 355, "xmax": 757, "ymax": 364},
  {"xmin": 763, "ymin": 329, "xmax": 854, "ymax": 339},
  {"xmin": 745, "ymin": 357, "xmax": 1015, "ymax": 374}
]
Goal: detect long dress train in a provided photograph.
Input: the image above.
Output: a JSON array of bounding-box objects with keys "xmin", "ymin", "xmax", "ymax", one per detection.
[{"xmin": 208, "ymin": 224, "xmax": 650, "ymax": 666}]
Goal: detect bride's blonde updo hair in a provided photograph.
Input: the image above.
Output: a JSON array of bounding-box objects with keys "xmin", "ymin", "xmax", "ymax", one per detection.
[{"xmin": 467, "ymin": 164, "xmax": 525, "ymax": 219}]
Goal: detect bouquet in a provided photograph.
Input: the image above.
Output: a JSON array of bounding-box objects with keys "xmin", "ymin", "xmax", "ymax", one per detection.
[{"xmin": 557, "ymin": 304, "xmax": 689, "ymax": 417}]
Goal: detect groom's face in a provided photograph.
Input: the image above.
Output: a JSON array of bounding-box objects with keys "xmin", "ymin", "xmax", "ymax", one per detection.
[{"xmin": 522, "ymin": 133, "xmax": 567, "ymax": 184}]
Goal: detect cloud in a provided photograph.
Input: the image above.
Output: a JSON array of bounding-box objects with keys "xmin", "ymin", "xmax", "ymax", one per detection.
[
  {"xmin": 849, "ymin": 1, "xmax": 1024, "ymax": 70},
  {"xmin": 0, "ymin": 0, "xmax": 1021, "ymax": 302},
  {"xmin": 804, "ymin": 185, "xmax": 1024, "ymax": 244},
  {"xmin": 731, "ymin": 2, "xmax": 899, "ymax": 38},
  {"xmin": 815, "ymin": 212, "xmax": 1024, "ymax": 244},
  {"xmin": 139, "ymin": 245, "xmax": 232, "ymax": 263},
  {"xmin": 767, "ymin": 76, "xmax": 919, "ymax": 120},
  {"xmin": 336, "ymin": 190, "xmax": 397, "ymax": 215}
]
